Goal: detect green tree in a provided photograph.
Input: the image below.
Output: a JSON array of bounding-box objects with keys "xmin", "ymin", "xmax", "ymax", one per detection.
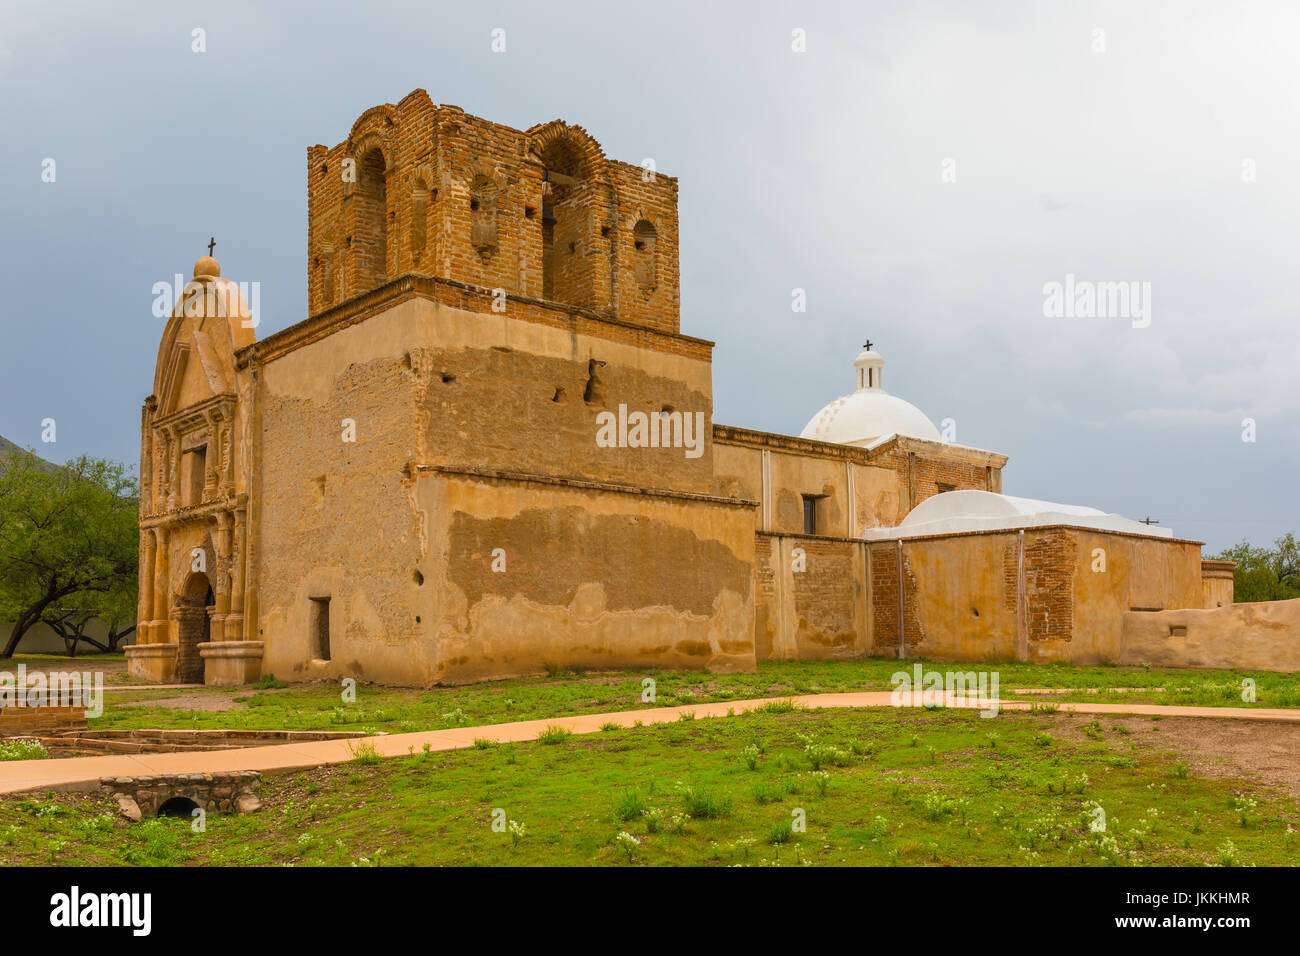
[
  {"xmin": 0, "ymin": 450, "xmax": 138, "ymax": 657},
  {"xmin": 1216, "ymin": 534, "xmax": 1300, "ymax": 603}
]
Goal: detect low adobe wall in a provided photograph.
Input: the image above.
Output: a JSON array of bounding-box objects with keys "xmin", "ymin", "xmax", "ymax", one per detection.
[
  {"xmin": 35, "ymin": 727, "xmax": 371, "ymax": 756},
  {"xmin": 0, "ymin": 703, "xmax": 87, "ymax": 737},
  {"xmin": 867, "ymin": 525, "xmax": 1204, "ymax": 665},
  {"xmin": 1120, "ymin": 598, "xmax": 1300, "ymax": 671}
]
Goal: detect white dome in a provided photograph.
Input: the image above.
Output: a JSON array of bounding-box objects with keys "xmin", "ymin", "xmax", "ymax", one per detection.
[
  {"xmin": 862, "ymin": 490, "xmax": 1175, "ymax": 539},
  {"xmin": 799, "ymin": 346, "xmax": 941, "ymax": 445}
]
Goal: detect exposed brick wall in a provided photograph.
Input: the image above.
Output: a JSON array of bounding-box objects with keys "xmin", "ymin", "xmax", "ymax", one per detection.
[
  {"xmin": 306, "ymin": 91, "xmax": 681, "ymax": 335},
  {"xmin": 1002, "ymin": 540, "xmax": 1019, "ymax": 612},
  {"xmin": 868, "ymin": 542, "xmax": 924, "ymax": 656},
  {"xmin": 788, "ymin": 537, "xmax": 859, "ymax": 653},
  {"xmin": 881, "ymin": 448, "xmax": 998, "ymax": 520},
  {"xmin": 1023, "ymin": 530, "xmax": 1074, "ymax": 643}
]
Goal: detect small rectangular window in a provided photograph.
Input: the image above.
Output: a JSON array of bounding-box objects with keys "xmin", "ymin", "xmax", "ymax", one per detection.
[
  {"xmin": 310, "ymin": 597, "xmax": 331, "ymax": 661},
  {"xmin": 802, "ymin": 495, "xmax": 818, "ymax": 535}
]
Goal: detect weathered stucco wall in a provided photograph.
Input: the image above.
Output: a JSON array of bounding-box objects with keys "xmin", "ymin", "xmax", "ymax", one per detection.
[
  {"xmin": 254, "ymin": 301, "xmax": 426, "ymax": 684},
  {"xmin": 251, "ymin": 290, "xmax": 745, "ymax": 685},
  {"xmin": 415, "ymin": 298, "xmax": 715, "ymax": 492},
  {"xmin": 754, "ymin": 533, "xmax": 869, "ymax": 660},
  {"xmin": 1063, "ymin": 530, "xmax": 1203, "ymax": 664},
  {"xmin": 421, "ymin": 469, "xmax": 756, "ymax": 683},
  {"xmin": 711, "ymin": 436, "xmax": 901, "ymax": 536},
  {"xmin": 873, "ymin": 534, "xmax": 1021, "ymax": 662},
  {"xmin": 867, "ymin": 527, "xmax": 1206, "ymax": 665},
  {"xmin": 1120, "ymin": 598, "xmax": 1300, "ymax": 672}
]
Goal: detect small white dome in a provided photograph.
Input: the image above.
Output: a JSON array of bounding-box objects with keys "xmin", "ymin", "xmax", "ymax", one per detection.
[
  {"xmin": 862, "ymin": 490, "xmax": 1175, "ymax": 539},
  {"xmin": 799, "ymin": 345, "xmax": 940, "ymax": 445}
]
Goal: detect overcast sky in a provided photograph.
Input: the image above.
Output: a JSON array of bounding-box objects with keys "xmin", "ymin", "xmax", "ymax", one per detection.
[{"xmin": 2, "ymin": 0, "xmax": 1296, "ymax": 551}]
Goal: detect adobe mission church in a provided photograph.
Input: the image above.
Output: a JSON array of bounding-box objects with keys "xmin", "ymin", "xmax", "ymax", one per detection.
[{"xmin": 127, "ymin": 90, "xmax": 1299, "ymax": 687}]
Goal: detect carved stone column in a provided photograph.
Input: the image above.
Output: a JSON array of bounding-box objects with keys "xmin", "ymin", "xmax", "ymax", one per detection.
[
  {"xmin": 225, "ymin": 504, "xmax": 246, "ymax": 641},
  {"xmin": 138, "ymin": 530, "xmax": 156, "ymax": 644},
  {"xmin": 126, "ymin": 524, "xmax": 178, "ymax": 683},
  {"xmin": 165, "ymin": 426, "xmax": 181, "ymax": 510},
  {"xmin": 212, "ymin": 512, "xmax": 233, "ymax": 636},
  {"xmin": 220, "ymin": 408, "xmax": 235, "ymax": 496},
  {"xmin": 151, "ymin": 526, "xmax": 170, "ymax": 630},
  {"xmin": 203, "ymin": 412, "xmax": 220, "ymax": 501}
]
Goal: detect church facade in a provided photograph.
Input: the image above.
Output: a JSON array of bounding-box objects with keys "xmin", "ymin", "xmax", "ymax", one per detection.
[{"xmin": 127, "ymin": 91, "xmax": 1296, "ymax": 687}]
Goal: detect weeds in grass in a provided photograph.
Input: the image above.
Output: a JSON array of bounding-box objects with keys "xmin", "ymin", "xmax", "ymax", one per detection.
[
  {"xmin": 1033, "ymin": 731, "xmax": 1053, "ymax": 747},
  {"xmin": 508, "ymin": 819, "xmax": 526, "ymax": 849},
  {"xmin": 599, "ymin": 722, "xmax": 619, "ymax": 732},
  {"xmin": 769, "ymin": 819, "xmax": 794, "ymax": 844},
  {"xmin": 675, "ymin": 781, "xmax": 732, "ymax": 819},
  {"xmin": 810, "ymin": 770, "xmax": 830, "ymax": 796},
  {"xmin": 742, "ymin": 744, "xmax": 761, "ymax": 771},
  {"xmin": 803, "ymin": 740, "xmax": 850, "ymax": 770},
  {"xmin": 348, "ymin": 740, "xmax": 381, "ymax": 765},
  {"xmin": 613, "ymin": 789, "xmax": 648, "ymax": 822},
  {"xmin": 752, "ymin": 782, "xmax": 785, "ymax": 805},
  {"xmin": 537, "ymin": 725, "xmax": 571, "ymax": 745},
  {"xmin": 922, "ymin": 791, "xmax": 957, "ymax": 822},
  {"xmin": 1173, "ymin": 761, "xmax": 1190, "ymax": 779},
  {"xmin": 441, "ymin": 708, "xmax": 469, "ymax": 727},
  {"xmin": 614, "ymin": 831, "xmax": 640, "ymax": 863},
  {"xmin": 755, "ymin": 699, "xmax": 798, "ymax": 714},
  {"xmin": 1232, "ymin": 795, "xmax": 1257, "ymax": 827},
  {"xmin": 1216, "ymin": 839, "xmax": 1241, "ymax": 867}
]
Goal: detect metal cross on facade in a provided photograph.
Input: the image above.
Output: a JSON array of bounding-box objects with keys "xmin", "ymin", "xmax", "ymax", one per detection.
[
  {"xmin": 1140, "ymin": 516, "xmax": 1159, "ymax": 525},
  {"xmin": 863, "ymin": 338, "xmax": 873, "ymax": 351},
  {"xmin": 208, "ymin": 237, "xmax": 216, "ymax": 256}
]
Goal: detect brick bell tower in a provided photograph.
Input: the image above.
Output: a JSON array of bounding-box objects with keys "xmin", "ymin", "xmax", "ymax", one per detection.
[{"xmin": 305, "ymin": 89, "xmax": 682, "ymax": 335}]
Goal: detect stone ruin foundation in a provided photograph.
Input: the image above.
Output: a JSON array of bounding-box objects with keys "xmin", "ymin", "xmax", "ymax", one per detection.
[{"xmin": 102, "ymin": 771, "xmax": 262, "ymax": 822}]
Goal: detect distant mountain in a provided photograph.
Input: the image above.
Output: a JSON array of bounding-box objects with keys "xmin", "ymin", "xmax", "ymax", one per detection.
[{"xmin": 0, "ymin": 434, "xmax": 61, "ymax": 472}]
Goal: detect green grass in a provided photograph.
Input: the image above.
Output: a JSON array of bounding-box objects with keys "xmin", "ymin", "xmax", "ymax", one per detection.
[
  {"xmin": 2, "ymin": 707, "xmax": 1296, "ymax": 866},
  {"xmin": 77, "ymin": 659, "xmax": 1300, "ymax": 737}
]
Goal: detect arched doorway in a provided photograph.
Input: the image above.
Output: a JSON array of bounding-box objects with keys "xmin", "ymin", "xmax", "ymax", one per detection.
[{"xmin": 176, "ymin": 572, "xmax": 212, "ymax": 684}]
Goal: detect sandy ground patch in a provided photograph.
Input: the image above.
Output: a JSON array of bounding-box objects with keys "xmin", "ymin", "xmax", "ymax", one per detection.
[
  {"xmin": 1057, "ymin": 713, "xmax": 1300, "ymax": 799},
  {"xmin": 117, "ymin": 692, "xmax": 248, "ymax": 712}
]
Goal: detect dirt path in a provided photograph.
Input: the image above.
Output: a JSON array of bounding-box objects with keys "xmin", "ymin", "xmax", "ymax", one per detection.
[{"xmin": 3, "ymin": 691, "xmax": 1300, "ymax": 795}]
